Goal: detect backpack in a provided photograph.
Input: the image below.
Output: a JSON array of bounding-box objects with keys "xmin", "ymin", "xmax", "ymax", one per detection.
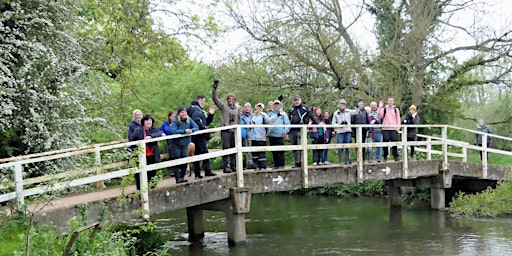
[{"xmin": 382, "ymin": 107, "xmax": 398, "ymax": 120}]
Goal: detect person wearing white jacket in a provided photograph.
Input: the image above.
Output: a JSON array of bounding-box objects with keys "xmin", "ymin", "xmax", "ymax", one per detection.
[
  {"xmin": 332, "ymin": 99, "xmax": 353, "ymax": 165},
  {"xmin": 247, "ymin": 103, "xmax": 269, "ymax": 170}
]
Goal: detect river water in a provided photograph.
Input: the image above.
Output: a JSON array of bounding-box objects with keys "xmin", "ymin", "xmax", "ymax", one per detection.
[{"xmin": 153, "ymin": 194, "xmax": 512, "ymax": 256}]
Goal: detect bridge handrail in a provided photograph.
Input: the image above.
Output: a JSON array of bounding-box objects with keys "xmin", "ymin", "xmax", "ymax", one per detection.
[{"xmin": 2, "ymin": 124, "xmax": 510, "ymax": 214}]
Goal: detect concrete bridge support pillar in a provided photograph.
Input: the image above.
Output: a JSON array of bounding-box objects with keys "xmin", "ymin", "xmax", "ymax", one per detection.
[
  {"xmin": 430, "ymin": 187, "xmax": 445, "ymax": 210},
  {"xmin": 430, "ymin": 170, "xmax": 452, "ymax": 210},
  {"xmin": 186, "ymin": 187, "xmax": 251, "ymax": 245},
  {"xmin": 385, "ymin": 180, "xmax": 402, "ymax": 208},
  {"xmin": 187, "ymin": 207, "xmax": 205, "ymax": 241}
]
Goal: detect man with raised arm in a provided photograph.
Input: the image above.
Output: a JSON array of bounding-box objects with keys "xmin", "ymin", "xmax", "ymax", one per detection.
[{"xmin": 212, "ymin": 80, "xmax": 240, "ymax": 173}]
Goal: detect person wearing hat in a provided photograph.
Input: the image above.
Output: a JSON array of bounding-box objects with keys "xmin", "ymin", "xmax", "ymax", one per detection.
[
  {"xmin": 332, "ymin": 99, "xmax": 353, "ymax": 165},
  {"xmin": 130, "ymin": 114, "xmax": 166, "ymax": 189},
  {"xmin": 212, "ymin": 80, "xmax": 240, "ymax": 173},
  {"xmin": 267, "ymin": 99, "xmax": 290, "ymax": 169},
  {"xmin": 402, "ymin": 104, "xmax": 420, "ymax": 159},
  {"xmin": 288, "ymin": 95, "xmax": 319, "ymax": 167},
  {"xmin": 169, "ymin": 106, "xmax": 199, "ymax": 183},
  {"xmin": 240, "ymin": 102, "xmax": 254, "ymax": 169},
  {"xmin": 247, "ymin": 102, "xmax": 269, "ymax": 170}
]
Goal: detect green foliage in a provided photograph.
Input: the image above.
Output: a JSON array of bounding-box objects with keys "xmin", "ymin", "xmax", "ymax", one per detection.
[
  {"xmin": 297, "ymin": 181, "xmax": 385, "ymax": 198},
  {"xmin": 0, "ymin": 215, "xmax": 27, "ymax": 256},
  {"xmin": 450, "ymin": 179, "xmax": 512, "ymax": 217},
  {"xmin": 112, "ymin": 222, "xmax": 166, "ymax": 255}
]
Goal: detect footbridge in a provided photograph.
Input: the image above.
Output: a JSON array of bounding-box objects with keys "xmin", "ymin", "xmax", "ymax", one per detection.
[{"xmin": 1, "ymin": 124, "xmax": 511, "ymax": 245}]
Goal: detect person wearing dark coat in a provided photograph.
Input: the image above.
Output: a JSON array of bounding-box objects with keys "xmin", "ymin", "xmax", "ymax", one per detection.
[
  {"xmin": 474, "ymin": 119, "xmax": 492, "ymax": 161},
  {"xmin": 170, "ymin": 106, "xmax": 199, "ymax": 183},
  {"xmin": 402, "ymin": 105, "xmax": 420, "ymax": 159},
  {"xmin": 130, "ymin": 114, "xmax": 164, "ymax": 190},
  {"xmin": 127, "ymin": 109, "xmax": 142, "ymax": 153},
  {"xmin": 288, "ymin": 95, "xmax": 319, "ymax": 167},
  {"xmin": 189, "ymin": 95, "xmax": 217, "ymax": 179}
]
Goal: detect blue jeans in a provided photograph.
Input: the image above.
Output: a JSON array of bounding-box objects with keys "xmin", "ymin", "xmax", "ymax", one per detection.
[
  {"xmin": 373, "ymin": 131, "xmax": 383, "ymax": 161},
  {"xmin": 337, "ymin": 132, "xmax": 352, "ymax": 154},
  {"xmin": 322, "ymin": 149, "xmax": 329, "ymax": 162}
]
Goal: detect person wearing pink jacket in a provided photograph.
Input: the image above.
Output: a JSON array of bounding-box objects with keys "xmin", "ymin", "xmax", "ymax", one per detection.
[{"xmin": 377, "ymin": 98, "xmax": 401, "ymax": 162}]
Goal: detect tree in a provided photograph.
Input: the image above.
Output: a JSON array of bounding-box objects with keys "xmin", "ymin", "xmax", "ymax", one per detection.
[
  {"xmin": 224, "ymin": 0, "xmax": 512, "ymax": 124},
  {"xmin": 0, "ymin": 0, "xmax": 97, "ymax": 159}
]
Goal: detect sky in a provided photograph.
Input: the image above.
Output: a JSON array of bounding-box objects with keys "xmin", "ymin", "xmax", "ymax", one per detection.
[{"xmin": 154, "ymin": 0, "xmax": 512, "ymax": 63}]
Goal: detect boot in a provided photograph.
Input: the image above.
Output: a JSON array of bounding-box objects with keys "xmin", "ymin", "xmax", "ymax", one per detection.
[
  {"xmin": 173, "ymin": 169, "xmax": 181, "ymax": 183},
  {"xmin": 338, "ymin": 151, "xmax": 343, "ymax": 165},
  {"xmin": 345, "ymin": 150, "xmax": 351, "ymax": 165},
  {"xmin": 368, "ymin": 151, "xmax": 373, "ymax": 163}
]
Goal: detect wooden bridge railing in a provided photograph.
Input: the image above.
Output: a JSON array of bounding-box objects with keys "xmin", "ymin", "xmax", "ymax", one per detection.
[{"xmin": 1, "ymin": 124, "xmax": 511, "ymax": 216}]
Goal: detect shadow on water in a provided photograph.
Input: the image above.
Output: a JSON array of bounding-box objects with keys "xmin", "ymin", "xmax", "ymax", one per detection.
[{"xmin": 152, "ymin": 194, "xmax": 512, "ymax": 256}]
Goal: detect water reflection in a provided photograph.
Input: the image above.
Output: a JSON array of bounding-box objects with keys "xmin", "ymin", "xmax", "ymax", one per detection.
[{"xmin": 152, "ymin": 194, "xmax": 512, "ymax": 255}]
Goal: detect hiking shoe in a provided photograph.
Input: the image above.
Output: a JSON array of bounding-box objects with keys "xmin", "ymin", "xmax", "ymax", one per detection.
[{"xmin": 205, "ymin": 172, "xmax": 217, "ymax": 177}]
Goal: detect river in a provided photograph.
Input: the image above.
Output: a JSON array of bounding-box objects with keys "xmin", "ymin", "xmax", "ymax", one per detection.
[{"xmin": 152, "ymin": 194, "xmax": 512, "ymax": 255}]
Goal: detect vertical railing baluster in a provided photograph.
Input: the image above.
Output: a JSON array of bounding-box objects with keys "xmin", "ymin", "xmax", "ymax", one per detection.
[
  {"xmin": 94, "ymin": 145, "xmax": 105, "ymax": 189},
  {"xmin": 482, "ymin": 134, "xmax": 488, "ymax": 178},
  {"xmin": 402, "ymin": 126, "xmax": 408, "ymax": 178},
  {"xmin": 427, "ymin": 137, "xmax": 432, "ymax": 160},
  {"xmin": 139, "ymin": 141, "xmax": 150, "ymax": 219},
  {"xmin": 442, "ymin": 126, "xmax": 448, "ymax": 170},
  {"xmin": 301, "ymin": 126, "xmax": 309, "ymax": 188},
  {"xmin": 356, "ymin": 126, "xmax": 363, "ymax": 183},
  {"xmin": 235, "ymin": 125, "xmax": 244, "ymax": 188},
  {"xmin": 14, "ymin": 163, "xmax": 24, "ymax": 212}
]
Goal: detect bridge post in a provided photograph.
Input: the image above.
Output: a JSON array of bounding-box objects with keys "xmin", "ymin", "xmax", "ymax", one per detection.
[
  {"xmin": 94, "ymin": 145, "xmax": 106, "ymax": 189},
  {"xmin": 138, "ymin": 141, "xmax": 150, "ymax": 219},
  {"xmin": 430, "ymin": 170, "xmax": 452, "ymax": 210},
  {"xmin": 356, "ymin": 126, "xmax": 363, "ymax": 183},
  {"xmin": 402, "ymin": 126, "xmax": 408, "ymax": 178},
  {"xmin": 235, "ymin": 125, "xmax": 244, "ymax": 187},
  {"xmin": 187, "ymin": 207, "xmax": 205, "ymax": 241},
  {"xmin": 14, "ymin": 163, "xmax": 24, "ymax": 211},
  {"xmin": 386, "ymin": 180, "xmax": 402, "ymax": 208},
  {"xmin": 226, "ymin": 187, "xmax": 251, "ymax": 245},
  {"xmin": 301, "ymin": 126, "xmax": 309, "ymax": 188}
]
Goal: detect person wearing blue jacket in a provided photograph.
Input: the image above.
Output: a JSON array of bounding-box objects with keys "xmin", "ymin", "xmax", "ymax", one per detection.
[
  {"xmin": 267, "ymin": 100, "xmax": 290, "ymax": 169},
  {"xmin": 247, "ymin": 103, "xmax": 269, "ymax": 170},
  {"xmin": 170, "ymin": 106, "xmax": 199, "ymax": 183}
]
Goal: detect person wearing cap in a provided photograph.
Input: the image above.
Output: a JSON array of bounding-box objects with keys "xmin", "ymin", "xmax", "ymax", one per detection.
[
  {"xmin": 212, "ymin": 80, "xmax": 240, "ymax": 173},
  {"xmin": 402, "ymin": 104, "xmax": 420, "ymax": 159},
  {"xmin": 351, "ymin": 98, "xmax": 370, "ymax": 161},
  {"xmin": 130, "ymin": 114, "xmax": 166, "ymax": 190},
  {"xmin": 188, "ymin": 95, "xmax": 217, "ymax": 179},
  {"xmin": 247, "ymin": 102, "xmax": 269, "ymax": 170},
  {"xmin": 332, "ymin": 99, "xmax": 353, "ymax": 165},
  {"xmin": 240, "ymin": 102, "xmax": 254, "ymax": 169},
  {"xmin": 169, "ymin": 106, "xmax": 199, "ymax": 183},
  {"xmin": 378, "ymin": 97, "xmax": 401, "ymax": 162},
  {"xmin": 267, "ymin": 99, "xmax": 290, "ymax": 169},
  {"xmin": 288, "ymin": 95, "xmax": 319, "ymax": 167}
]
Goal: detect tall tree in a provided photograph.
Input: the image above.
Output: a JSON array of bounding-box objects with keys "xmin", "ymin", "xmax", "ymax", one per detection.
[
  {"xmin": 224, "ymin": 0, "xmax": 512, "ymax": 123},
  {"xmin": 0, "ymin": 0, "xmax": 95, "ymax": 158}
]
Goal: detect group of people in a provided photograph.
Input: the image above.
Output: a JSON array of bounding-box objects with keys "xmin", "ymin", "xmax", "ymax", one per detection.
[{"xmin": 127, "ymin": 80, "xmax": 493, "ymax": 189}]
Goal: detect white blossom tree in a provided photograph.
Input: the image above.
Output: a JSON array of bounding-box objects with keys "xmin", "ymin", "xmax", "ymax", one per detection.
[{"xmin": 0, "ymin": 0, "xmax": 99, "ymax": 163}]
